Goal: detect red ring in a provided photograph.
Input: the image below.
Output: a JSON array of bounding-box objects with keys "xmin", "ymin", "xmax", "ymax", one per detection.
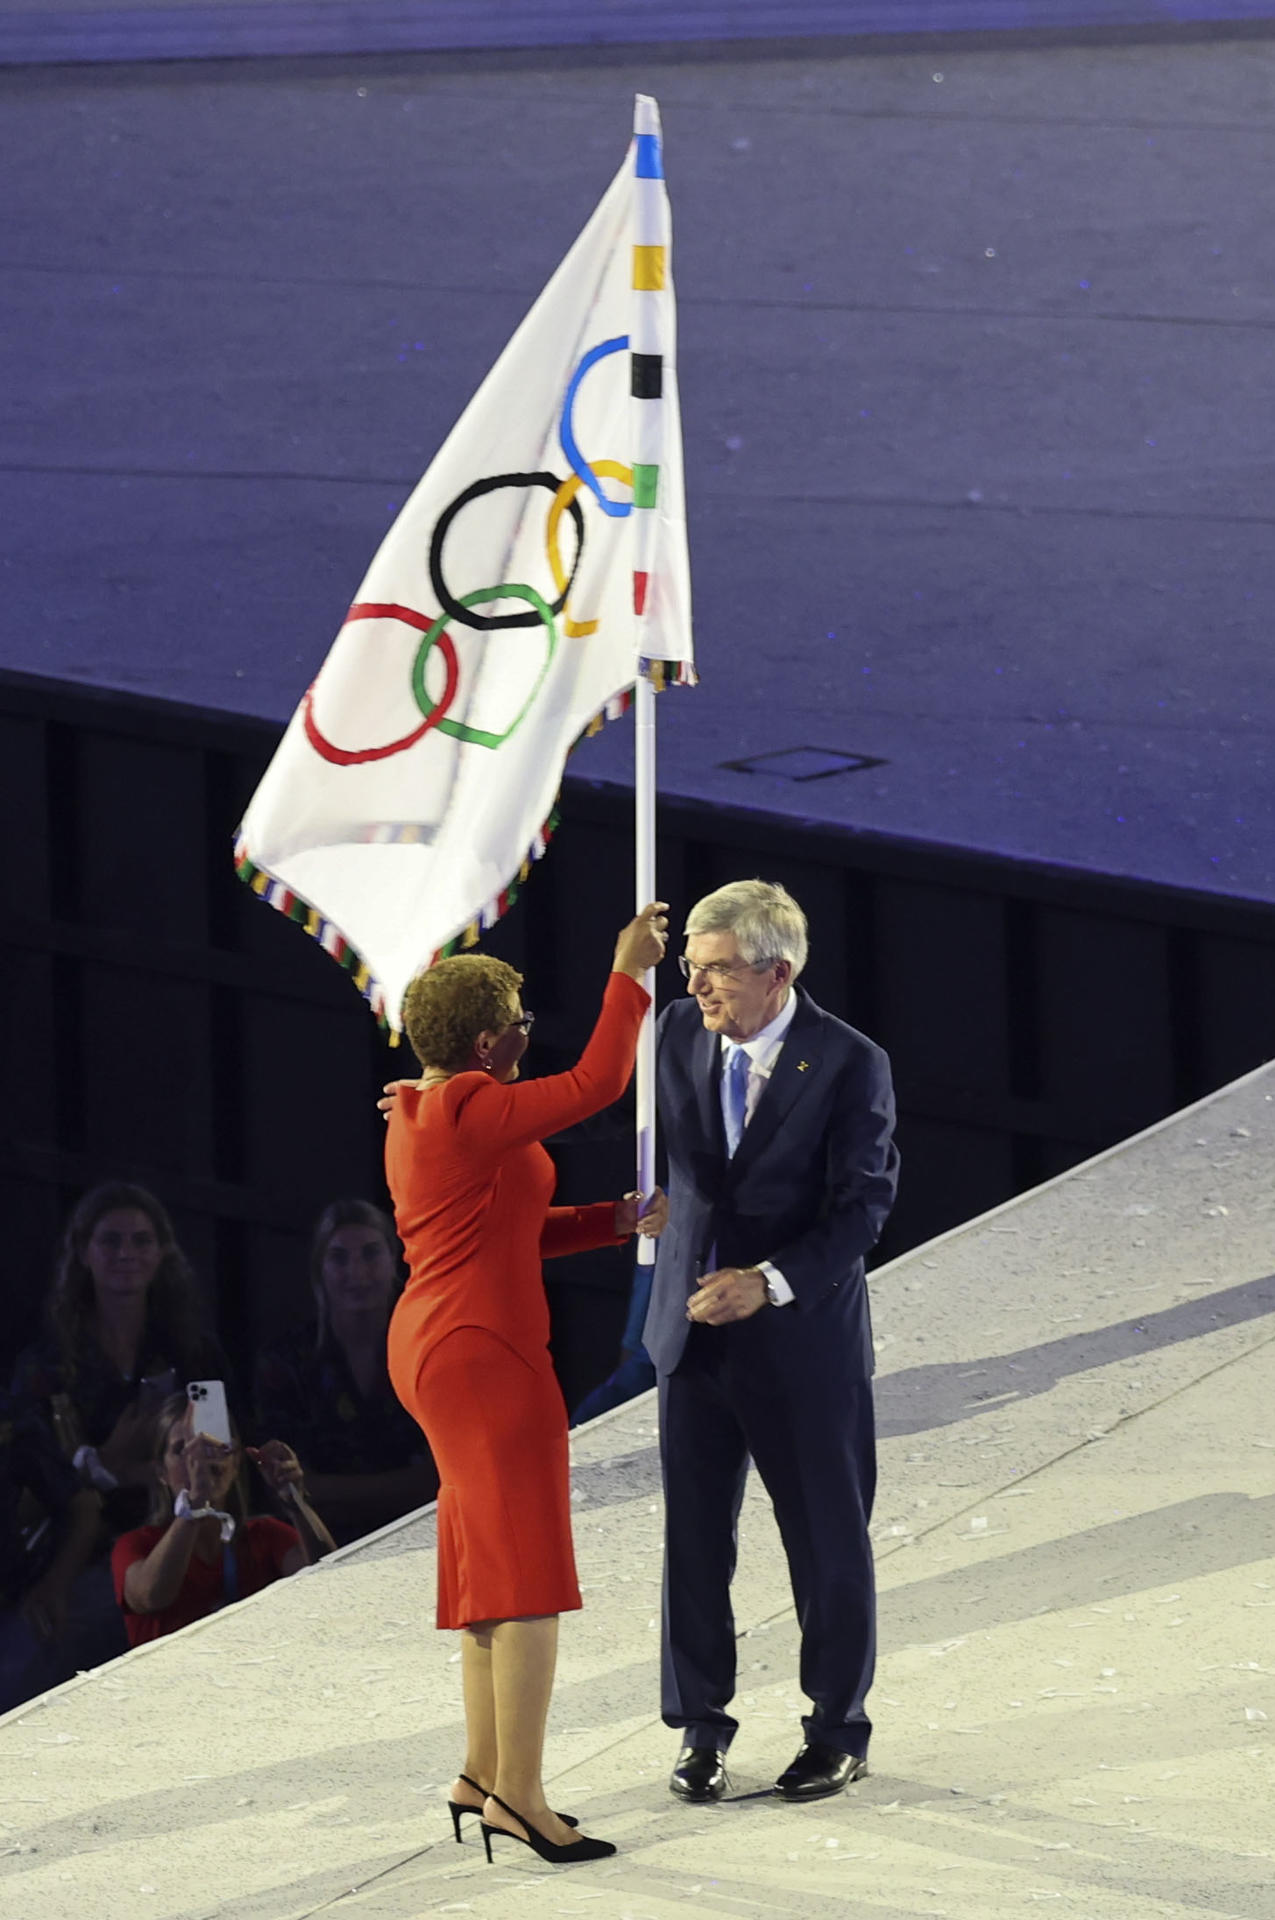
[{"xmin": 303, "ymin": 602, "xmax": 460, "ymax": 766}]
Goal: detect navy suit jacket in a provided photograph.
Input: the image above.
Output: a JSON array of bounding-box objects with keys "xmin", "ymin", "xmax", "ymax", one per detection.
[{"xmin": 643, "ymin": 988, "xmax": 899, "ymax": 1381}]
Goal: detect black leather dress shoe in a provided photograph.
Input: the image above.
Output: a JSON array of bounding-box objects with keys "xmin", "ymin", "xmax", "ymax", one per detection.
[
  {"xmin": 669, "ymin": 1744, "xmax": 728, "ymax": 1801},
  {"xmin": 774, "ymin": 1741, "xmax": 868, "ymax": 1801}
]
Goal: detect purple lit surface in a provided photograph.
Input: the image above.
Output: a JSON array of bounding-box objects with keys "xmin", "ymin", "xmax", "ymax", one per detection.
[{"xmin": 2, "ymin": 30, "xmax": 1273, "ymax": 898}]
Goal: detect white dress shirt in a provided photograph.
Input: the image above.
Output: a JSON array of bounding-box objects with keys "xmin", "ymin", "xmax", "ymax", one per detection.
[{"xmin": 719, "ymin": 992, "xmax": 799, "ymax": 1307}]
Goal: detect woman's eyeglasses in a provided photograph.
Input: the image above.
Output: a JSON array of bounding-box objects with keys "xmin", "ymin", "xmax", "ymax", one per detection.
[{"xmin": 509, "ymin": 1012, "xmax": 536, "ymax": 1034}]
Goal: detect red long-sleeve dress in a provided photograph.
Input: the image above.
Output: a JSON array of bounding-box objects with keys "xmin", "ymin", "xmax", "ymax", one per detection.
[{"xmin": 385, "ymin": 970, "xmax": 648, "ymax": 1628}]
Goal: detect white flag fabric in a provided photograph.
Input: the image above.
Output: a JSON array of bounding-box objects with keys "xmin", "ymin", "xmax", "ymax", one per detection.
[{"xmin": 236, "ymin": 94, "xmax": 693, "ymax": 1033}]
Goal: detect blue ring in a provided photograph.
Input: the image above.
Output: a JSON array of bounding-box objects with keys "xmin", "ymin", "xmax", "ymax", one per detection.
[{"xmin": 559, "ymin": 336, "xmax": 632, "ymax": 519}]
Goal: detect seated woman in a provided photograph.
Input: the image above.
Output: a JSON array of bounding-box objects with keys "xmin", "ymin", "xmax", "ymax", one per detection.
[
  {"xmin": 13, "ymin": 1182, "xmax": 224, "ymax": 1534},
  {"xmin": 112, "ymin": 1394, "xmax": 334, "ymax": 1646},
  {"xmin": 253, "ymin": 1200, "xmax": 439, "ymax": 1547},
  {"xmin": 11, "ymin": 1181, "xmax": 225, "ymax": 1669}
]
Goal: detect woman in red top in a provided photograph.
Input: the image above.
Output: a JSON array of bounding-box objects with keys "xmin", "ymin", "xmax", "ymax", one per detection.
[
  {"xmin": 112, "ymin": 1395, "xmax": 335, "ymax": 1646},
  {"xmin": 385, "ymin": 904, "xmax": 667, "ymax": 1865}
]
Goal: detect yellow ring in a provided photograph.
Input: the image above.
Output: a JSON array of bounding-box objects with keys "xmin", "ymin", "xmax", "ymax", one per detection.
[{"xmin": 545, "ymin": 460, "xmax": 633, "ymax": 637}]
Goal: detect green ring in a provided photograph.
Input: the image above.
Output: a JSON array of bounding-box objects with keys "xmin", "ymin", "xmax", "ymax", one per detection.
[{"xmin": 412, "ymin": 583, "xmax": 558, "ymax": 750}]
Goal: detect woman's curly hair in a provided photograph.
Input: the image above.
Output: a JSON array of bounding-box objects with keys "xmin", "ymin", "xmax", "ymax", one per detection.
[{"xmin": 403, "ymin": 955, "xmax": 524, "ymax": 1072}]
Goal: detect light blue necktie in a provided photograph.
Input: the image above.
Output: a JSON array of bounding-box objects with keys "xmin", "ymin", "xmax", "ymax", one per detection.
[{"xmin": 722, "ymin": 1045, "xmax": 751, "ymax": 1157}]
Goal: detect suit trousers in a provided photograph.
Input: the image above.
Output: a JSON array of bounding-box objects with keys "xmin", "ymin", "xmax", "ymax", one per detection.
[{"xmin": 658, "ymin": 1322, "xmax": 878, "ymax": 1757}]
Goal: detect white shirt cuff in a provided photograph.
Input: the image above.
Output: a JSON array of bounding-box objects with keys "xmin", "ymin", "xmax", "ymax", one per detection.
[{"xmin": 757, "ymin": 1260, "xmax": 794, "ymax": 1307}]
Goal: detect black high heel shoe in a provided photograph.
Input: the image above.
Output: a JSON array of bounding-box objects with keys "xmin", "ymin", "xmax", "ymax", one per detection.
[
  {"xmin": 479, "ymin": 1791, "xmax": 616, "ymax": 1864},
  {"xmin": 448, "ymin": 1774, "xmax": 578, "ymax": 1841}
]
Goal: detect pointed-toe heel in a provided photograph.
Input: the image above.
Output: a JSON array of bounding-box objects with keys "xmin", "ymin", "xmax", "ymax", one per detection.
[
  {"xmin": 449, "ymin": 1772, "xmax": 577, "ymax": 1841},
  {"xmin": 480, "ymin": 1793, "xmax": 616, "ymax": 1864}
]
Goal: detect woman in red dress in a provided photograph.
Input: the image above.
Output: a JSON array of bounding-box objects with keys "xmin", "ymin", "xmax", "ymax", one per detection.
[{"xmin": 385, "ymin": 904, "xmax": 667, "ymax": 1865}]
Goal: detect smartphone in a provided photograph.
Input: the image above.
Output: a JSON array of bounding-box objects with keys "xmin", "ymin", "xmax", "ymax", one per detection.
[{"xmin": 186, "ymin": 1379, "xmax": 232, "ymax": 1448}]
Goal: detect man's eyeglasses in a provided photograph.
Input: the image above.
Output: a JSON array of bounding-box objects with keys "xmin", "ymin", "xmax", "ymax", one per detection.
[
  {"xmin": 509, "ymin": 1012, "xmax": 536, "ymax": 1034},
  {"xmin": 677, "ymin": 956, "xmax": 749, "ymax": 983}
]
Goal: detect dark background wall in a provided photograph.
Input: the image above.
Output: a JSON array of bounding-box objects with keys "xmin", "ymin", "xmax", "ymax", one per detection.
[{"xmin": 6, "ymin": 666, "xmax": 1273, "ymax": 1410}]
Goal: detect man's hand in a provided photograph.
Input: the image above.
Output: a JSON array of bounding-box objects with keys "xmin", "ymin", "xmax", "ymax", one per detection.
[
  {"xmin": 686, "ymin": 1267, "xmax": 767, "ymax": 1326},
  {"xmin": 377, "ymin": 1079, "xmax": 413, "ymax": 1123},
  {"xmin": 614, "ymin": 1188, "xmax": 669, "ymax": 1239}
]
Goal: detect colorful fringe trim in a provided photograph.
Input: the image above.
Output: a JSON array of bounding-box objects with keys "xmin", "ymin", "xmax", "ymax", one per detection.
[
  {"xmin": 233, "ymin": 662, "xmax": 693, "ymax": 1031},
  {"xmin": 639, "ymin": 655, "xmax": 698, "ymax": 690},
  {"xmin": 231, "ymin": 838, "xmax": 397, "ymax": 1033}
]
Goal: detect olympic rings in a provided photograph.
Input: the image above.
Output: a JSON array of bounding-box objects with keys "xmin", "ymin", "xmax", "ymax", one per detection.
[
  {"xmin": 429, "ymin": 473, "xmax": 584, "ymax": 631},
  {"xmin": 559, "ymin": 336, "xmax": 633, "ymax": 518},
  {"xmin": 546, "ymin": 461, "xmax": 633, "ymax": 637},
  {"xmin": 304, "ymin": 602, "xmax": 460, "ymax": 765},
  {"xmin": 306, "ymin": 339, "xmax": 635, "ymax": 767},
  {"xmin": 412, "ymin": 583, "xmax": 558, "ymax": 750}
]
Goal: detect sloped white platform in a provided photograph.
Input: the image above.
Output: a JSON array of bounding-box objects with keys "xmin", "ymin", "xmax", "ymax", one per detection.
[{"xmin": 2, "ymin": 1062, "xmax": 1273, "ymax": 1919}]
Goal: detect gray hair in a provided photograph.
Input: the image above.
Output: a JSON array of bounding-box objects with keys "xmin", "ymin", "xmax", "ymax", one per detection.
[{"xmin": 684, "ymin": 879, "xmax": 808, "ymax": 980}]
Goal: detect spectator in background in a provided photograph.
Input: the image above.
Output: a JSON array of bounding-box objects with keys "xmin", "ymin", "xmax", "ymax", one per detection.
[
  {"xmin": 13, "ymin": 1182, "xmax": 224, "ymax": 1528},
  {"xmin": 11, "ymin": 1182, "xmax": 224, "ymax": 1670},
  {"xmin": 253, "ymin": 1200, "xmax": 438, "ymax": 1547},
  {"xmin": 113, "ymin": 1394, "xmax": 334, "ymax": 1646},
  {"xmin": 0, "ymin": 1391, "xmax": 101, "ymax": 1711}
]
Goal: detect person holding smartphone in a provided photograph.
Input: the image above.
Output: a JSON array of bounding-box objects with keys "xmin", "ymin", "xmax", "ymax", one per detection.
[{"xmin": 111, "ymin": 1391, "xmax": 335, "ymax": 1646}]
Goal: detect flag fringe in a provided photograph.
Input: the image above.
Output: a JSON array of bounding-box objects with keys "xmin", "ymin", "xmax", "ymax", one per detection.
[
  {"xmin": 232, "ymin": 837, "xmax": 398, "ymax": 1031},
  {"xmin": 232, "ymin": 663, "xmax": 692, "ymax": 1029},
  {"xmin": 639, "ymin": 656, "xmax": 698, "ymax": 689}
]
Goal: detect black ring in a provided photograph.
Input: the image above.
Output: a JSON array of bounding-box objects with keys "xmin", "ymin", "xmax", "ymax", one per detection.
[{"xmin": 429, "ymin": 472, "xmax": 585, "ymax": 631}]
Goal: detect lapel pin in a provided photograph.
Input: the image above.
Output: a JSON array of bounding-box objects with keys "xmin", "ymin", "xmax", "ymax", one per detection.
[{"xmin": 796, "ymin": 1060, "xmax": 810, "ymax": 1072}]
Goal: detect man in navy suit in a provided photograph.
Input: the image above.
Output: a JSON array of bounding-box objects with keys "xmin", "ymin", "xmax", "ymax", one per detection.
[{"xmin": 644, "ymin": 879, "xmax": 899, "ymax": 1803}]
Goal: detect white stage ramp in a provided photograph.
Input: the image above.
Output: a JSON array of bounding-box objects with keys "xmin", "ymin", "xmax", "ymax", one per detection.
[{"xmin": 2, "ymin": 1064, "xmax": 1273, "ymax": 1920}]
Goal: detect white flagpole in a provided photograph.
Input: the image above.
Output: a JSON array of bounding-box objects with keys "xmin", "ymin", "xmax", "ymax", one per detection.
[
  {"xmin": 635, "ymin": 669, "xmax": 657, "ymax": 1262},
  {"xmin": 630, "ymin": 92, "xmax": 667, "ymax": 1265}
]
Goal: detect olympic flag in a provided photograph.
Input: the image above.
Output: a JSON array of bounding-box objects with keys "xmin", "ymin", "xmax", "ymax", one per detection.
[{"xmin": 235, "ymin": 94, "xmax": 693, "ymax": 1034}]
